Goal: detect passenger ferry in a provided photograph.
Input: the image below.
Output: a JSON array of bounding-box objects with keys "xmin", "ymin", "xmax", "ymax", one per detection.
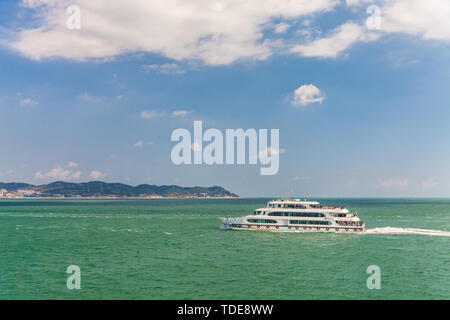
[{"xmin": 220, "ymin": 199, "xmax": 365, "ymax": 233}]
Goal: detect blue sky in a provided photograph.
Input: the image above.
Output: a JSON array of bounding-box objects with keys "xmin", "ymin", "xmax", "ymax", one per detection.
[{"xmin": 1, "ymin": 0, "xmax": 450, "ymax": 197}]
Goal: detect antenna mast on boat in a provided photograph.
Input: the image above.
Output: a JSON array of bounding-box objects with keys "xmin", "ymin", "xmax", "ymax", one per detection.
[{"xmin": 286, "ymin": 188, "xmax": 293, "ymax": 199}]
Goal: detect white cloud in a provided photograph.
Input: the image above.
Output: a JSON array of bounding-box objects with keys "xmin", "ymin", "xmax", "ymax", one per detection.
[
  {"xmin": 291, "ymin": 22, "xmax": 379, "ymax": 58},
  {"xmin": 292, "ymin": 84, "xmax": 325, "ymax": 106},
  {"xmin": 90, "ymin": 170, "xmax": 106, "ymax": 180},
  {"xmin": 140, "ymin": 110, "xmax": 165, "ymax": 119},
  {"xmin": 19, "ymin": 98, "xmax": 38, "ymax": 107},
  {"xmin": 422, "ymin": 178, "xmax": 438, "ymax": 188},
  {"xmin": 273, "ymin": 22, "xmax": 290, "ymax": 34},
  {"xmin": 44, "ymin": 167, "xmax": 71, "ymax": 180},
  {"xmin": 35, "ymin": 166, "xmax": 81, "ymax": 180},
  {"xmin": 378, "ymin": 178, "xmax": 408, "ymax": 188},
  {"xmin": 142, "ymin": 63, "xmax": 185, "ymax": 74},
  {"xmin": 345, "ymin": 0, "xmax": 373, "ymax": 6},
  {"xmin": 296, "ymin": 27, "xmax": 322, "ymax": 41},
  {"xmin": 8, "ymin": 0, "xmax": 339, "ymax": 65},
  {"xmin": 6, "ymin": 0, "xmax": 449, "ymax": 67},
  {"xmin": 172, "ymin": 110, "xmax": 190, "ymax": 118},
  {"xmin": 66, "ymin": 161, "xmax": 78, "ymax": 168},
  {"xmin": 381, "ymin": 0, "xmax": 450, "ymax": 41},
  {"xmin": 77, "ymin": 93, "xmax": 102, "ymax": 103}
]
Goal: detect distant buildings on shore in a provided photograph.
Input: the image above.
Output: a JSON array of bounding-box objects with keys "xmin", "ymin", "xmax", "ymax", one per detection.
[{"xmin": 0, "ymin": 188, "xmax": 41, "ymax": 198}]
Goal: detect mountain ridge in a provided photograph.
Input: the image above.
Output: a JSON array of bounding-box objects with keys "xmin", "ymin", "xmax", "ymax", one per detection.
[{"xmin": 0, "ymin": 181, "xmax": 239, "ymax": 198}]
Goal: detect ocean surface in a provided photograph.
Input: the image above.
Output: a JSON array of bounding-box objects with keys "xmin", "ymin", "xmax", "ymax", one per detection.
[{"xmin": 0, "ymin": 198, "xmax": 449, "ymax": 300}]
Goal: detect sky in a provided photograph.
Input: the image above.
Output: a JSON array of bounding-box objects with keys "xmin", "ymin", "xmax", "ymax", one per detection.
[{"xmin": 0, "ymin": 0, "xmax": 450, "ymax": 197}]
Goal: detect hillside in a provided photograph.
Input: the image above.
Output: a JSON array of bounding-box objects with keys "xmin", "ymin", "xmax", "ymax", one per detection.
[{"xmin": 0, "ymin": 181, "xmax": 239, "ymax": 198}]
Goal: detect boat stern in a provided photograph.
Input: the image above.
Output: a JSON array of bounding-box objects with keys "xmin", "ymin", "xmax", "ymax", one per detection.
[{"xmin": 219, "ymin": 217, "xmax": 244, "ymax": 229}]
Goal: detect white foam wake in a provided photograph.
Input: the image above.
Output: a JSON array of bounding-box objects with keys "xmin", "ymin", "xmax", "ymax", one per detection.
[{"xmin": 363, "ymin": 227, "xmax": 450, "ymax": 237}]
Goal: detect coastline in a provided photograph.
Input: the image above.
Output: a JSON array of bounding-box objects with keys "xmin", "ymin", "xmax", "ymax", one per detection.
[{"xmin": 0, "ymin": 196, "xmax": 240, "ymax": 200}]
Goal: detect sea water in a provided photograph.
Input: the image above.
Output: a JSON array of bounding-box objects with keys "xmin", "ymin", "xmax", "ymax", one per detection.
[{"xmin": 0, "ymin": 198, "xmax": 448, "ymax": 299}]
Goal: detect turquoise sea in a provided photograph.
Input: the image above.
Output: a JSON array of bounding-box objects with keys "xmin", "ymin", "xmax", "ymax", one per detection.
[{"xmin": 0, "ymin": 198, "xmax": 449, "ymax": 299}]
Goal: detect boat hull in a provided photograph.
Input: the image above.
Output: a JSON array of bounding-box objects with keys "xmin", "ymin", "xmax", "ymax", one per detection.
[
  {"xmin": 220, "ymin": 224, "xmax": 365, "ymax": 233},
  {"xmin": 219, "ymin": 218, "xmax": 365, "ymax": 233}
]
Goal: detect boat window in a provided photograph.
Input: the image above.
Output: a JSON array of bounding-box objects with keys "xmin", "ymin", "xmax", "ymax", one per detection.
[
  {"xmin": 268, "ymin": 212, "xmax": 325, "ymax": 217},
  {"xmin": 247, "ymin": 219, "xmax": 277, "ymax": 224},
  {"xmin": 289, "ymin": 220, "xmax": 331, "ymax": 225}
]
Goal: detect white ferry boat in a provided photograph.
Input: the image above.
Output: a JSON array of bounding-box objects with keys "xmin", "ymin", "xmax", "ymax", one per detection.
[{"xmin": 220, "ymin": 199, "xmax": 365, "ymax": 233}]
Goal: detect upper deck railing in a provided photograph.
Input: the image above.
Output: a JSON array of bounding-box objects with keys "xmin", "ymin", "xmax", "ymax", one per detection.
[{"xmin": 267, "ymin": 203, "xmax": 347, "ymax": 210}]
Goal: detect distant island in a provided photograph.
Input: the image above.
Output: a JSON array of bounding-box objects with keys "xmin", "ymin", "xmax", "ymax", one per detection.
[{"xmin": 0, "ymin": 181, "xmax": 239, "ymax": 199}]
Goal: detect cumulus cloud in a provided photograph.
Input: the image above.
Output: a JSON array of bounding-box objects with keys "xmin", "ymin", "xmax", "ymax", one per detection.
[
  {"xmin": 292, "ymin": 84, "xmax": 325, "ymax": 106},
  {"xmin": 6, "ymin": 1, "xmax": 450, "ymax": 67},
  {"xmin": 291, "ymin": 22, "xmax": 379, "ymax": 58},
  {"xmin": 292, "ymin": 1, "xmax": 450, "ymax": 59},
  {"xmin": 8, "ymin": 0, "xmax": 339, "ymax": 65},
  {"xmin": 381, "ymin": 0, "xmax": 450, "ymax": 41},
  {"xmin": 89, "ymin": 170, "xmax": 106, "ymax": 180},
  {"xmin": 35, "ymin": 166, "xmax": 81, "ymax": 180},
  {"xmin": 378, "ymin": 178, "xmax": 408, "ymax": 188}
]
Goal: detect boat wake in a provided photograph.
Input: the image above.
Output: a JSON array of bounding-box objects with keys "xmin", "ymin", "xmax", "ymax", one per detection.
[{"xmin": 363, "ymin": 227, "xmax": 450, "ymax": 237}]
